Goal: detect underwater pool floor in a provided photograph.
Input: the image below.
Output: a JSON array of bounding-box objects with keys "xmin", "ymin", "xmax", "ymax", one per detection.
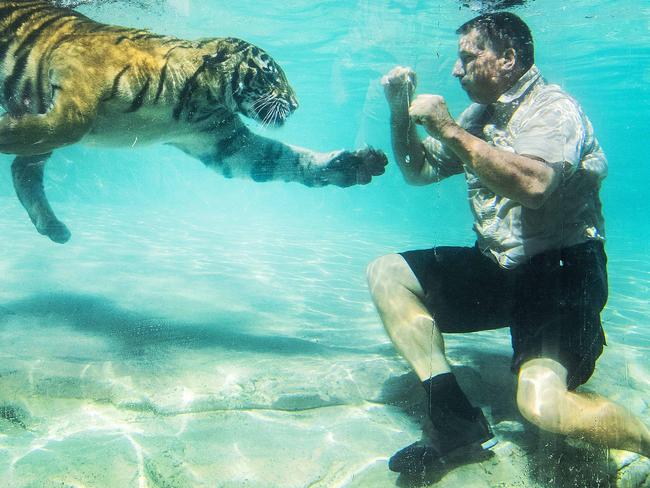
[{"xmin": 0, "ymin": 198, "xmax": 648, "ymax": 487}]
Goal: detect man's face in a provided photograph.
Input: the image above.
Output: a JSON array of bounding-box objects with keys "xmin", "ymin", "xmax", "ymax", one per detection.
[{"xmin": 452, "ymin": 28, "xmax": 506, "ymax": 104}]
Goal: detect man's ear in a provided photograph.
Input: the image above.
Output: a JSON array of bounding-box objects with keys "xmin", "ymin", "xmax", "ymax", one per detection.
[{"xmin": 501, "ymin": 48, "xmax": 516, "ymax": 72}]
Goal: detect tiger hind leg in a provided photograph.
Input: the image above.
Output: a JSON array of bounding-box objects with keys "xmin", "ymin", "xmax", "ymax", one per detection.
[{"xmin": 11, "ymin": 153, "xmax": 71, "ymax": 244}]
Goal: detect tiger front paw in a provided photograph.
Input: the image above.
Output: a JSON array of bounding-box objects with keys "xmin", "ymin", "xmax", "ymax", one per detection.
[{"xmin": 317, "ymin": 146, "xmax": 388, "ymax": 187}]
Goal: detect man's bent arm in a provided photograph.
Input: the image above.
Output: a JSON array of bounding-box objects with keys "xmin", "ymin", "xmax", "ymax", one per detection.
[
  {"xmin": 438, "ymin": 123, "xmax": 561, "ymax": 209},
  {"xmin": 383, "ymin": 66, "xmax": 453, "ymax": 186},
  {"xmin": 389, "ymin": 109, "xmax": 441, "ymax": 186}
]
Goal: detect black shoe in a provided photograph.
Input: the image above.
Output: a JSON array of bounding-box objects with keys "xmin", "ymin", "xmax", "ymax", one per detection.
[
  {"xmin": 389, "ymin": 408, "xmax": 496, "ymax": 475},
  {"xmin": 388, "ymin": 441, "xmax": 440, "ymax": 475}
]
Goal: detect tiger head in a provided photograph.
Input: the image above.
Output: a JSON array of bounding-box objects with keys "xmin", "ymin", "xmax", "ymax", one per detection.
[{"xmin": 203, "ymin": 38, "xmax": 299, "ymax": 127}]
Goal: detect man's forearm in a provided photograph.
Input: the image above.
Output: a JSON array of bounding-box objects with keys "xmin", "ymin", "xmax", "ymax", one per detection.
[
  {"xmin": 438, "ymin": 123, "xmax": 559, "ymax": 209},
  {"xmin": 390, "ymin": 110, "xmax": 436, "ymax": 186}
]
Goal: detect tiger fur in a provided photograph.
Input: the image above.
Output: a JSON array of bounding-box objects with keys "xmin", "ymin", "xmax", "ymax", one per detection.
[{"xmin": 0, "ymin": 0, "xmax": 387, "ymax": 243}]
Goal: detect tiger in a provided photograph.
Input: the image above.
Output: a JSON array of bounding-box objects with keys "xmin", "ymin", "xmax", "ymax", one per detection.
[{"xmin": 0, "ymin": 0, "xmax": 387, "ymax": 243}]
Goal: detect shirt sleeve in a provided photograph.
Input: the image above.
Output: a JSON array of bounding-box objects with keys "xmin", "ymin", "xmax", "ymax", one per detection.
[{"xmin": 512, "ymin": 95, "xmax": 586, "ymax": 174}]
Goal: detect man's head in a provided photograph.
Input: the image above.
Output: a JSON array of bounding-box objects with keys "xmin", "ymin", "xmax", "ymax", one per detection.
[{"xmin": 452, "ymin": 12, "xmax": 534, "ymax": 104}]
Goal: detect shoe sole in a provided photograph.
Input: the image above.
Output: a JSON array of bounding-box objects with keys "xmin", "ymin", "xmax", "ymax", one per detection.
[
  {"xmin": 481, "ymin": 437, "xmax": 498, "ymax": 450},
  {"xmin": 439, "ymin": 436, "xmax": 498, "ymax": 465},
  {"xmin": 389, "ymin": 435, "xmax": 498, "ymax": 474}
]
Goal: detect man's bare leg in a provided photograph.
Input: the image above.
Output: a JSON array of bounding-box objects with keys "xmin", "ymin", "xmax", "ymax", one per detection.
[
  {"xmin": 366, "ymin": 253, "xmax": 449, "ymax": 379},
  {"xmin": 367, "ymin": 253, "xmax": 495, "ymax": 474},
  {"xmin": 517, "ymin": 358, "xmax": 650, "ymax": 457}
]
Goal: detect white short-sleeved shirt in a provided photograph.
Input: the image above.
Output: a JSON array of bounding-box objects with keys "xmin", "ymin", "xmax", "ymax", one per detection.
[{"xmin": 424, "ymin": 65, "xmax": 607, "ymax": 268}]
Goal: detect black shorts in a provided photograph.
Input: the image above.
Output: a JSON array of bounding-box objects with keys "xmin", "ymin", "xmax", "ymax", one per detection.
[{"xmin": 400, "ymin": 240, "xmax": 608, "ymax": 390}]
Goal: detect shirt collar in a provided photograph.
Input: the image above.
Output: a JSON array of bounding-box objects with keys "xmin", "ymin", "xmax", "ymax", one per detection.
[
  {"xmin": 496, "ymin": 64, "xmax": 542, "ymax": 105},
  {"xmin": 485, "ymin": 65, "xmax": 542, "ymax": 125}
]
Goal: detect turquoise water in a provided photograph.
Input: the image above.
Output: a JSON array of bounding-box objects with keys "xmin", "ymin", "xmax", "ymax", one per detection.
[{"xmin": 0, "ymin": 1, "xmax": 649, "ymax": 487}]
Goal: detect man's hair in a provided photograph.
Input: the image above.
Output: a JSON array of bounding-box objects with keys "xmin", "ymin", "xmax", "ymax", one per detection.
[{"xmin": 456, "ymin": 12, "xmax": 534, "ymax": 71}]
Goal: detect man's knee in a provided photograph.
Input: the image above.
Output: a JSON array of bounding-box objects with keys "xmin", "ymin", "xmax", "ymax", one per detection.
[
  {"xmin": 516, "ymin": 358, "xmax": 569, "ymax": 433},
  {"xmin": 366, "ymin": 254, "xmax": 407, "ymax": 291}
]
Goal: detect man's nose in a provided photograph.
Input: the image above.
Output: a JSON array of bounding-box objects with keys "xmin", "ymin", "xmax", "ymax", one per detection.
[{"xmin": 452, "ymin": 59, "xmax": 464, "ymax": 78}]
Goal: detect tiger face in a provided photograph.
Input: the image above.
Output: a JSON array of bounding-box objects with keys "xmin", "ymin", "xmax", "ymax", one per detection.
[{"xmin": 226, "ymin": 41, "xmax": 299, "ymax": 127}]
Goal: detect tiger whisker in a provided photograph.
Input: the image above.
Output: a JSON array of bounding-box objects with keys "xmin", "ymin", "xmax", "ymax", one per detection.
[
  {"xmin": 254, "ymin": 91, "xmax": 273, "ymax": 103},
  {"xmin": 253, "ymin": 98, "xmax": 273, "ymax": 111},
  {"xmin": 255, "ymin": 95, "xmax": 290, "ymax": 127},
  {"xmin": 271, "ymin": 102, "xmax": 283, "ymax": 126},
  {"xmin": 260, "ymin": 104, "xmax": 276, "ymax": 128},
  {"xmin": 253, "ymin": 97, "xmax": 278, "ymax": 117},
  {"xmin": 279, "ymin": 104, "xmax": 289, "ymax": 120},
  {"xmin": 254, "ymin": 99, "xmax": 275, "ymax": 113},
  {"xmin": 269, "ymin": 106, "xmax": 279, "ymax": 127},
  {"xmin": 252, "ymin": 91, "xmax": 275, "ymax": 109}
]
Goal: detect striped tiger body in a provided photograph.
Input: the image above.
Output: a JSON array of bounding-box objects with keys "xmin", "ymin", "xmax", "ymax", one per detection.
[{"xmin": 0, "ymin": 0, "xmax": 387, "ymax": 243}]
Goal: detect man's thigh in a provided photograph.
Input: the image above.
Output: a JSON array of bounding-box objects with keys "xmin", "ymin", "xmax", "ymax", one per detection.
[
  {"xmin": 510, "ymin": 241, "xmax": 608, "ymax": 390},
  {"xmin": 399, "ymin": 245, "xmax": 514, "ymax": 333}
]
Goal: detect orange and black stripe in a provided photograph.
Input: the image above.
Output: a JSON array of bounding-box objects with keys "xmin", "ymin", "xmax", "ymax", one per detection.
[
  {"xmin": 3, "ymin": 13, "xmax": 77, "ymax": 105},
  {"xmin": 102, "ymin": 64, "xmax": 131, "ymax": 102}
]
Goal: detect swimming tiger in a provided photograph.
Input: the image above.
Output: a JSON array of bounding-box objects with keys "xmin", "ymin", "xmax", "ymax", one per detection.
[{"xmin": 0, "ymin": 0, "xmax": 387, "ymax": 243}]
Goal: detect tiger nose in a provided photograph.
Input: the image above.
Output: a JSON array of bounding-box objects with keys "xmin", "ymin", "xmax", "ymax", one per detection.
[{"xmin": 289, "ymin": 96, "xmax": 299, "ymax": 112}]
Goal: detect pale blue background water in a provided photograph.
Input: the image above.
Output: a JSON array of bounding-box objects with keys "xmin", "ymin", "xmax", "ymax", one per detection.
[{"xmin": 0, "ymin": 1, "xmax": 649, "ymax": 487}]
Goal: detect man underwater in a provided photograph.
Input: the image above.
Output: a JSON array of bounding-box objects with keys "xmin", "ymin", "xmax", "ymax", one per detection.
[{"xmin": 368, "ymin": 11, "xmax": 650, "ymax": 475}]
